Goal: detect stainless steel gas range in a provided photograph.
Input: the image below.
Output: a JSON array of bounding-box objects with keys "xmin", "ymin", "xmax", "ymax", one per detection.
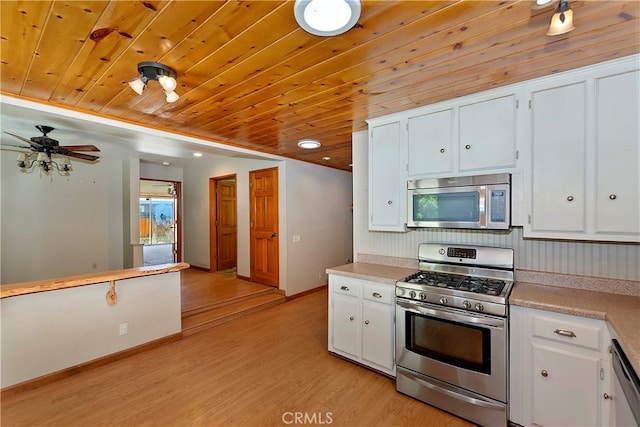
[{"xmin": 395, "ymin": 243, "xmax": 515, "ymax": 427}]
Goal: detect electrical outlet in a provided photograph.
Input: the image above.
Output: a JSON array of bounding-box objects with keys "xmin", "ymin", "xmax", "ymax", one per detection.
[
  {"xmin": 119, "ymin": 323, "xmax": 128, "ymax": 336},
  {"xmin": 293, "ymin": 234, "xmax": 301, "ymax": 243}
]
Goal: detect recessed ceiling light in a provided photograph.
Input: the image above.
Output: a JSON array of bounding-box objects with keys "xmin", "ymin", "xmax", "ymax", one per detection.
[
  {"xmin": 162, "ymin": 161, "xmax": 170, "ymax": 166},
  {"xmin": 297, "ymin": 139, "xmax": 321, "ymax": 149},
  {"xmin": 193, "ymin": 152, "xmax": 203, "ymax": 157}
]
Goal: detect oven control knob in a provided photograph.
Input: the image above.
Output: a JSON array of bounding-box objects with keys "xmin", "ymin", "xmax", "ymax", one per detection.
[
  {"xmin": 419, "ymin": 293, "xmax": 427, "ymax": 300},
  {"xmin": 462, "ymin": 301, "xmax": 471, "ymax": 309},
  {"xmin": 439, "ymin": 297, "xmax": 448, "ymax": 305},
  {"xmin": 475, "ymin": 303, "xmax": 485, "ymax": 312},
  {"xmin": 409, "ymin": 291, "xmax": 417, "ymax": 299}
]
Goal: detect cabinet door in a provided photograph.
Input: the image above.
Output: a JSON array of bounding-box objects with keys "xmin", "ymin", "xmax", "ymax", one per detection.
[
  {"xmin": 531, "ymin": 343, "xmax": 602, "ymax": 427},
  {"xmin": 331, "ymin": 296, "xmax": 360, "ymax": 358},
  {"xmin": 369, "ymin": 121, "xmax": 406, "ymax": 231},
  {"xmin": 529, "ymin": 82, "xmax": 587, "ymax": 233},
  {"xmin": 361, "ymin": 301, "xmax": 394, "ymax": 371},
  {"xmin": 459, "ymin": 94, "xmax": 517, "ymax": 172},
  {"xmin": 407, "ymin": 109, "xmax": 454, "ymax": 177},
  {"xmin": 594, "ymin": 70, "xmax": 640, "ymax": 236}
]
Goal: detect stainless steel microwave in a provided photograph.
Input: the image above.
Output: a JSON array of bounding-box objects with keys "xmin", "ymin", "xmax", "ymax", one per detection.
[{"xmin": 407, "ymin": 173, "xmax": 511, "ymax": 230}]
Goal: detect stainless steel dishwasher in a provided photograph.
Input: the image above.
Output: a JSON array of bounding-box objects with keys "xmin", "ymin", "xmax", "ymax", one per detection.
[{"xmin": 612, "ymin": 339, "xmax": 640, "ymax": 427}]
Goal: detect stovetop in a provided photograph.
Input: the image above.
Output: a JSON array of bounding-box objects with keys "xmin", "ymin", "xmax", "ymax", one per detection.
[
  {"xmin": 402, "ymin": 271, "xmax": 508, "ymax": 296},
  {"xmin": 395, "ymin": 243, "xmax": 515, "ymax": 317}
]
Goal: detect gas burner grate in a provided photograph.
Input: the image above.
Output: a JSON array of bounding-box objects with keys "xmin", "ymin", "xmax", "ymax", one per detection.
[{"xmin": 402, "ymin": 271, "xmax": 507, "ymax": 296}]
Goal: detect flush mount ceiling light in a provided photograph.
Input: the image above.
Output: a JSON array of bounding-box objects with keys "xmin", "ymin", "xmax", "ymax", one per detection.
[
  {"xmin": 294, "ymin": 0, "xmax": 361, "ymax": 37},
  {"xmin": 530, "ymin": 0, "xmax": 558, "ymax": 10},
  {"xmin": 297, "ymin": 139, "xmax": 321, "ymax": 149},
  {"xmin": 547, "ymin": 0, "xmax": 575, "ymax": 36},
  {"xmin": 128, "ymin": 61, "xmax": 180, "ymax": 103}
]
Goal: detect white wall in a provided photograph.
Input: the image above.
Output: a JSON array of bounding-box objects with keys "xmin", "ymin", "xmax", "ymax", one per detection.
[
  {"xmin": 0, "ymin": 272, "xmax": 181, "ymax": 388},
  {"xmin": 0, "ymin": 152, "xmax": 125, "ymax": 283},
  {"xmin": 284, "ymin": 160, "xmax": 353, "ymax": 295},
  {"xmin": 181, "ymin": 154, "xmax": 353, "ymax": 295},
  {"xmin": 353, "ymin": 131, "xmax": 640, "ymax": 281}
]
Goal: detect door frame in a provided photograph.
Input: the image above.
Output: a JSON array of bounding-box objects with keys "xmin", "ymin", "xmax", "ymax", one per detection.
[
  {"xmin": 209, "ymin": 174, "xmax": 237, "ymax": 272},
  {"xmin": 139, "ymin": 178, "xmax": 182, "ymax": 263}
]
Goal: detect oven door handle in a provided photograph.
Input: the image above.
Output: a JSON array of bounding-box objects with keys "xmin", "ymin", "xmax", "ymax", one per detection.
[
  {"xmin": 397, "ymin": 299, "xmax": 505, "ymax": 328},
  {"xmin": 405, "ymin": 369, "xmax": 506, "ymax": 411}
]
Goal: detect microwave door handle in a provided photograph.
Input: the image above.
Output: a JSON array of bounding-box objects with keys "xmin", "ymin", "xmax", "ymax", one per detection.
[
  {"xmin": 397, "ymin": 300, "xmax": 504, "ymax": 328},
  {"xmin": 406, "ymin": 370, "xmax": 506, "ymax": 411}
]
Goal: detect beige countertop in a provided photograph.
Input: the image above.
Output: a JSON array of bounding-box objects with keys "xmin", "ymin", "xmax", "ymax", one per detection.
[
  {"xmin": 327, "ymin": 262, "xmax": 640, "ymax": 376},
  {"xmin": 326, "ymin": 262, "xmax": 416, "ymax": 285},
  {"xmin": 511, "ymin": 281, "xmax": 640, "ymax": 375},
  {"xmin": 0, "ymin": 262, "xmax": 190, "ymax": 299}
]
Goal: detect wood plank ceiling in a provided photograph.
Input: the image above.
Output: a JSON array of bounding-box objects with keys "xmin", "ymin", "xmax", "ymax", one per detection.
[{"xmin": 1, "ymin": 0, "xmax": 638, "ymax": 171}]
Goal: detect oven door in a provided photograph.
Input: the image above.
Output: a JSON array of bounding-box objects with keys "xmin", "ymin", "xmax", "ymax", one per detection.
[{"xmin": 396, "ymin": 298, "xmax": 507, "ymax": 402}]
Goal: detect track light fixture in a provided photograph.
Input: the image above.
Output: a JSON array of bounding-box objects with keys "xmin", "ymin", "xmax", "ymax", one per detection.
[
  {"xmin": 128, "ymin": 61, "xmax": 180, "ymax": 103},
  {"xmin": 547, "ymin": 0, "xmax": 574, "ymax": 36}
]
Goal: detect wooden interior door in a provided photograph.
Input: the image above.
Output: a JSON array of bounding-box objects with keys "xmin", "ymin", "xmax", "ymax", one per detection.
[
  {"xmin": 216, "ymin": 179, "xmax": 237, "ymax": 270},
  {"xmin": 249, "ymin": 167, "xmax": 279, "ymax": 287}
]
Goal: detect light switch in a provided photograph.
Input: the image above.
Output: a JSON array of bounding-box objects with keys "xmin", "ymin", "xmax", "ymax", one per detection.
[{"xmin": 293, "ymin": 235, "xmax": 301, "ymax": 243}]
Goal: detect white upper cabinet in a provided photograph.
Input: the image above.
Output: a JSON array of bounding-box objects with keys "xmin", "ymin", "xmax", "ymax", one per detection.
[
  {"xmin": 459, "ymin": 94, "xmax": 518, "ymax": 172},
  {"xmin": 529, "ymin": 81, "xmax": 587, "ymax": 233},
  {"xmin": 524, "ymin": 56, "xmax": 640, "ymax": 242},
  {"xmin": 594, "ymin": 70, "xmax": 640, "ymax": 236},
  {"xmin": 406, "ymin": 92, "xmax": 520, "ymax": 179},
  {"xmin": 407, "ymin": 108, "xmax": 454, "ymax": 176},
  {"xmin": 368, "ymin": 120, "xmax": 407, "ymax": 232}
]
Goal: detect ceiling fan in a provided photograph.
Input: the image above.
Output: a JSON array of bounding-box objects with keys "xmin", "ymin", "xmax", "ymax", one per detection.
[{"xmin": 3, "ymin": 125, "xmax": 100, "ymax": 162}]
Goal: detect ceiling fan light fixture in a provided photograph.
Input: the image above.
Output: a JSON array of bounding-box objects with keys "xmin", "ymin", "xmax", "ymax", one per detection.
[
  {"xmin": 294, "ymin": 0, "xmax": 361, "ymax": 37},
  {"xmin": 297, "ymin": 139, "xmax": 321, "ymax": 149},
  {"xmin": 547, "ymin": 0, "xmax": 574, "ymax": 36}
]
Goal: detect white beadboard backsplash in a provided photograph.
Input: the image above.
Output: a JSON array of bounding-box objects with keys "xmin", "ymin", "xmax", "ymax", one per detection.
[{"xmin": 355, "ymin": 227, "xmax": 640, "ymax": 281}]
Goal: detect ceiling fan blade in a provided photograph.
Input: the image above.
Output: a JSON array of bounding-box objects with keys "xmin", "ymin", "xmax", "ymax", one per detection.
[
  {"xmin": 59, "ymin": 144, "xmax": 101, "ymax": 152},
  {"xmin": 61, "ymin": 151, "xmax": 100, "ymax": 162},
  {"xmin": 3, "ymin": 131, "xmax": 44, "ymax": 149}
]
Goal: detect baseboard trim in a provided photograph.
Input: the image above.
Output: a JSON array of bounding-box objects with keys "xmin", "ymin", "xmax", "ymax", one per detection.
[
  {"xmin": 286, "ymin": 285, "xmax": 327, "ymax": 301},
  {"xmin": 1, "ymin": 333, "xmax": 182, "ymax": 397},
  {"xmin": 237, "ymin": 274, "xmax": 251, "ymax": 281}
]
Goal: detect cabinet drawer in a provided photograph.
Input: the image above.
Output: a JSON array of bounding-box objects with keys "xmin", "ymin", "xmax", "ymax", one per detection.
[
  {"xmin": 362, "ymin": 283, "xmax": 394, "ymax": 305},
  {"xmin": 532, "ymin": 314, "xmax": 603, "ymax": 351},
  {"xmin": 331, "ymin": 279, "xmax": 361, "ymax": 297}
]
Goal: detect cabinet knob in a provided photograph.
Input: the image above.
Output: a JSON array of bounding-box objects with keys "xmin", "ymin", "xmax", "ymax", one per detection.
[
  {"xmin": 440, "ymin": 148, "xmax": 445, "ymax": 153},
  {"xmin": 465, "ymin": 144, "xmax": 471, "ymax": 150},
  {"xmin": 604, "ymin": 393, "xmax": 612, "ymax": 400},
  {"xmin": 566, "ymin": 196, "xmax": 574, "ymax": 202},
  {"xmin": 609, "ymin": 194, "xmax": 617, "ymax": 200},
  {"xmin": 364, "ymin": 320, "xmax": 370, "ymax": 325},
  {"xmin": 349, "ymin": 316, "xmax": 355, "ymax": 321},
  {"xmin": 340, "ymin": 285, "xmax": 349, "ymax": 291},
  {"xmin": 387, "ymin": 200, "xmax": 393, "ymax": 205},
  {"xmin": 541, "ymin": 370, "xmax": 548, "ymax": 377}
]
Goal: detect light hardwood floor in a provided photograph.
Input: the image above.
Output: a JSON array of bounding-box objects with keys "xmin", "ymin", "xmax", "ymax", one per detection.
[{"xmin": 1, "ymin": 277, "xmax": 472, "ymax": 427}]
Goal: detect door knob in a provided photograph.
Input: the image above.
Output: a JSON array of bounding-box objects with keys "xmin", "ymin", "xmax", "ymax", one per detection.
[{"xmin": 271, "ymin": 232, "xmax": 277, "ymax": 238}]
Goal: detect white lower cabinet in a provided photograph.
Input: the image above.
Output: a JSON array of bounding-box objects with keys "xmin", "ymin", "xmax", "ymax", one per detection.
[
  {"xmin": 510, "ymin": 306, "xmax": 612, "ymax": 427},
  {"xmin": 328, "ymin": 274, "xmax": 395, "ymax": 376}
]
